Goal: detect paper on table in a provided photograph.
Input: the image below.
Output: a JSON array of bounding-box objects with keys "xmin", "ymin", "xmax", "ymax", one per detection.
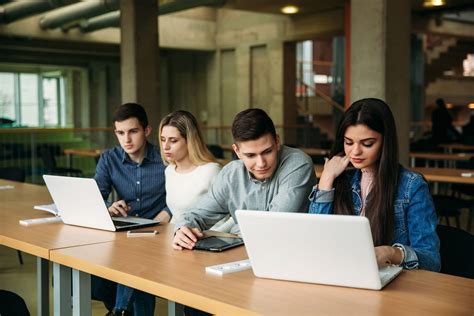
[
  {"xmin": 0, "ymin": 185, "xmax": 15, "ymax": 190},
  {"xmin": 34, "ymin": 203, "xmax": 60, "ymax": 216}
]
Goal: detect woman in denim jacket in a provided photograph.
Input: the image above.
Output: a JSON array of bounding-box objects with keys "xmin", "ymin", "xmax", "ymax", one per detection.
[{"xmin": 309, "ymin": 98, "xmax": 440, "ymax": 271}]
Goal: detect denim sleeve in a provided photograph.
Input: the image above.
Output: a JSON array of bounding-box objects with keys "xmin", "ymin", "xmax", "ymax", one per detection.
[
  {"xmin": 400, "ymin": 176, "xmax": 440, "ymax": 271},
  {"xmin": 308, "ymin": 186, "xmax": 335, "ymax": 214}
]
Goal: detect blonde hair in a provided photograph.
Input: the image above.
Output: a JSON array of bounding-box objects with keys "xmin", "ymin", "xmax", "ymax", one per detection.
[{"xmin": 158, "ymin": 110, "xmax": 217, "ymax": 166}]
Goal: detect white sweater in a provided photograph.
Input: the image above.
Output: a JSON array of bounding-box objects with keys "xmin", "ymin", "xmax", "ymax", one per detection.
[{"xmin": 165, "ymin": 162, "xmax": 221, "ymax": 224}]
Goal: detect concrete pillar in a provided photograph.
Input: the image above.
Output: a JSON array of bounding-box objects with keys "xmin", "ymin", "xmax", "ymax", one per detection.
[
  {"xmin": 120, "ymin": 0, "xmax": 160, "ymax": 131},
  {"xmin": 350, "ymin": 0, "xmax": 411, "ymax": 165}
]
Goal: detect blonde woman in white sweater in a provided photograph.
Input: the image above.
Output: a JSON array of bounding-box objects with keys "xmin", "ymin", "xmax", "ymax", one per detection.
[{"xmin": 159, "ymin": 110, "xmax": 222, "ymax": 224}]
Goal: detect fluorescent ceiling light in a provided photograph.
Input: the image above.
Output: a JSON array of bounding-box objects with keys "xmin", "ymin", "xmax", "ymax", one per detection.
[
  {"xmin": 423, "ymin": 0, "xmax": 446, "ymax": 7},
  {"xmin": 281, "ymin": 5, "xmax": 299, "ymax": 14}
]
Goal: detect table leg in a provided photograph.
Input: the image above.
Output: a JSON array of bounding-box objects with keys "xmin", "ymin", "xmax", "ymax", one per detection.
[
  {"xmin": 168, "ymin": 301, "xmax": 184, "ymax": 316},
  {"xmin": 67, "ymin": 154, "xmax": 73, "ymax": 169},
  {"xmin": 37, "ymin": 257, "xmax": 49, "ymax": 316},
  {"xmin": 72, "ymin": 269, "xmax": 91, "ymax": 316},
  {"xmin": 53, "ymin": 263, "xmax": 72, "ymax": 316}
]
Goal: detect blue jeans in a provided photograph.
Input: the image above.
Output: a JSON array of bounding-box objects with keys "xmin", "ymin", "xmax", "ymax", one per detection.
[{"xmin": 116, "ymin": 285, "xmax": 155, "ymax": 315}]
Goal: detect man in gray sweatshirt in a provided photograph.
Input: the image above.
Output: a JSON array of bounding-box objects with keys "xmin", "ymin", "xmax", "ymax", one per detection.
[{"xmin": 173, "ymin": 108, "xmax": 316, "ymax": 250}]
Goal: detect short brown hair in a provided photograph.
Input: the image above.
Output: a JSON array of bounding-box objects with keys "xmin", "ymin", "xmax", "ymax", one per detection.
[
  {"xmin": 112, "ymin": 103, "xmax": 148, "ymax": 129},
  {"xmin": 231, "ymin": 108, "xmax": 276, "ymax": 142}
]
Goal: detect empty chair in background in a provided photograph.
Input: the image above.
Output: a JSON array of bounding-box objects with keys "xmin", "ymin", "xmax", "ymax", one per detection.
[
  {"xmin": 206, "ymin": 144, "xmax": 224, "ymax": 159},
  {"xmin": 437, "ymin": 225, "xmax": 474, "ymax": 279},
  {"xmin": 38, "ymin": 144, "xmax": 82, "ymax": 177}
]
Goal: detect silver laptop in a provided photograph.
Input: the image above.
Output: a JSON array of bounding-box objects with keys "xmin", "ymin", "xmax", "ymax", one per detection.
[
  {"xmin": 43, "ymin": 175, "xmax": 160, "ymax": 231},
  {"xmin": 235, "ymin": 210, "xmax": 402, "ymax": 290}
]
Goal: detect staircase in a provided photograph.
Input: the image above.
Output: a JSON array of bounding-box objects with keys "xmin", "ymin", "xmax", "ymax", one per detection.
[
  {"xmin": 295, "ymin": 79, "xmax": 344, "ymax": 148},
  {"xmin": 425, "ymin": 37, "xmax": 474, "ymax": 86}
]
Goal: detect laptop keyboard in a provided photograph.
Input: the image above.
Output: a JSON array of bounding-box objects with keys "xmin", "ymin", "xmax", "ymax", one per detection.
[
  {"xmin": 379, "ymin": 265, "xmax": 402, "ymax": 287},
  {"xmin": 112, "ymin": 219, "xmax": 136, "ymax": 227}
]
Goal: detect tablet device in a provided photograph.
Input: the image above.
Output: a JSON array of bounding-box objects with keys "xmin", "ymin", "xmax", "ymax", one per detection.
[{"xmin": 194, "ymin": 236, "xmax": 244, "ymax": 252}]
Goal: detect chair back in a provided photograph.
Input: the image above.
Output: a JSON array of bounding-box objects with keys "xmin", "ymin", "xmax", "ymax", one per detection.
[
  {"xmin": 437, "ymin": 225, "xmax": 474, "ymax": 279},
  {"xmin": 0, "ymin": 167, "xmax": 26, "ymax": 182},
  {"xmin": 38, "ymin": 144, "xmax": 57, "ymax": 170},
  {"xmin": 207, "ymin": 144, "xmax": 224, "ymax": 159}
]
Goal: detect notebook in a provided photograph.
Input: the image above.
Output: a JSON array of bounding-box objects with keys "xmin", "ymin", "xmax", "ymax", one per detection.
[
  {"xmin": 43, "ymin": 175, "xmax": 160, "ymax": 231},
  {"xmin": 235, "ymin": 210, "xmax": 402, "ymax": 290}
]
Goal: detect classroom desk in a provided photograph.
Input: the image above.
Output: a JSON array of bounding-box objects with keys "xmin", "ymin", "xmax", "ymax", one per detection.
[
  {"xmin": 409, "ymin": 152, "xmax": 474, "ymax": 168},
  {"xmin": 411, "ymin": 167, "xmax": 474, "ymax": 185},
  {"xmin": 220, "ymin": 145, "xmax": 330, "ymax": 158},
  {"xmin": 314, "ymin": 164, "xmax": 323, "ymax": 178},
  {"xmin": 300, "ymin": 148, "xmax": 330, "ymax": 157},
  {"xmin": 439, "ymin": 143, "xmax": 474, "ymax": 153},
  {"xmin": 64, "ymin": 148, "xmax": 104, "ymax": 168},
  {"xmin": 50, "ymin": 224, "xmax": 473, "ymax": 316},
  {"xmin": 0, "ymin": 180, "xmax": 119, "ymax": 316}
]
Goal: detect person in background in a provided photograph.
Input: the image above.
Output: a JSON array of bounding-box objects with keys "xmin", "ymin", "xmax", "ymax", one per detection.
[
  {"xmin": 309, "ymin": 98, "xmax": 440, "ymax": 271},
  {"xmin": 93, "ymin": 102, "xmax": 170, "ymax": 316},
  {"xmin": 431, "ymin": 98, "xmax": 460, "ymax": 145}
]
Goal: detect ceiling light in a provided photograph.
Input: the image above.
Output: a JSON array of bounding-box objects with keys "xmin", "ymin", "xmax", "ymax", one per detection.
[
  {"xmin": 468, "ymin": 103, "xmax": 474, "ymax": 109},
  {"xmin": 281, "ymin": 5, "xmax": 299, "ymax": 14},
  {"xmin": 423, "ymin": 0, "xmax": 446, "ymax": 7}
]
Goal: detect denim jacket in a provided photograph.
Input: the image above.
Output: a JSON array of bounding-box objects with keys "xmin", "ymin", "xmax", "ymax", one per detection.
[{"xmin": 308, "ymin": 167, "xmax": 440, "ymax": 272}]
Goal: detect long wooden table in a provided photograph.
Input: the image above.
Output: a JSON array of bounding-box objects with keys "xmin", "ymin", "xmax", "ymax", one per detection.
[
  {"xmin": 411, "ymin": 167, "xmax": 474, "ymax": 185},
  {"xmin": 409, "ymin": 152, "xmax": 474, "ymax": 168},
  {"xmin": 64, "ymin": 148, "xmax": 104, "ymax": 168},
  {"xmin": 50, "ymin": 224, "xmax": 473, "ymax": 316},
  {"xmin": 0, "ymin": 180, "xmax": 119, "ymax": 316},
  {"xmin": 439, "ymin": 143, "xmax": 474, "ymax": 153}
]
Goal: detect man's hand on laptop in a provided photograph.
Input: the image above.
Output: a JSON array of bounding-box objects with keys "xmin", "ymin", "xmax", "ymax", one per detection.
[
  {"xmin": 172, "ymin": 226, "xmax": 203, "ymax": 250},
  {"xmin": 154, "ymin": 210, "xmax": 170, "ymax": 223},
  {"xmin": 108, "ymin": 200, "xmax": 131, "ymax": 217}
]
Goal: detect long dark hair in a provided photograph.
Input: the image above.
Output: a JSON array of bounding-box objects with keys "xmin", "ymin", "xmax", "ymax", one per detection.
[{"xmin": 331, "ymin": 98, "xmax": 399, "ymax": 246}]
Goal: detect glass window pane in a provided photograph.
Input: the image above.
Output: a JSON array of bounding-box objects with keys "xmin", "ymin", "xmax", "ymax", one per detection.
[
  {"xmin": 0, "ymin": 72, "xmax": 16, "ymax": 124},
  {"xmin": 20, "ymin": 73, "xmax": 39, "ymax": 127},
  {"xmin": 43, "ymin": 77, "xmax": 59, "ymax": 126}
]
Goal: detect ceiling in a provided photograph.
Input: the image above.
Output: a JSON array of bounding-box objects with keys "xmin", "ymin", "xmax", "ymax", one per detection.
[{"xmin": 0, "ymin": 0, "xmax": 473, "ymax": 33}]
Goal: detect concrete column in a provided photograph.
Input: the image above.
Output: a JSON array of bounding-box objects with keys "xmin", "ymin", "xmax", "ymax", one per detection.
[
  {"xmin": 350, "ymin": 0, "xmax": 411, "ymax": 165},
  {"xmin": 120, "ymin": 0, "xmax": 160, "ymax": 131}
]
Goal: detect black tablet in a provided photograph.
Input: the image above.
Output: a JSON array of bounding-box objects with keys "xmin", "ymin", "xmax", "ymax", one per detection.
[{"xmin": 194, "ymin": 236, "xmax": 244, "ymax": 252}]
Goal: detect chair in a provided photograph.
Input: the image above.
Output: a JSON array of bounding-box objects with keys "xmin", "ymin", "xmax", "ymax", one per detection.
[
  {"xmin": 0, "ymin": 167, "xmax": 26, "ymax": 264},
  {"xmin": 0, "ymin": 290, "xmax": 30, "ymax": 316},
  {"xmin": 0, "ymin": 167, "xmax": 25, "ymax": 182},
  {"xmin": 38, "ymin": 144, "xmax": 82, "ymax": 177},
  {"xmin": 436, "ymin": 225, "xmax": 474, "ymax": 279},
  {"xmin": 206, "ymin": 144, "xmax": 224, "ymax": 159},
  {"xmin": 432, "ymin": 195, "xmax": 471, "ymax": 228}
]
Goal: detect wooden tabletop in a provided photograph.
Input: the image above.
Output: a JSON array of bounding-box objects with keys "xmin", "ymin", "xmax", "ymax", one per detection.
[
  {"xmin": 314, "ymin": 164, "xmax": 324, "ymax": 178},
  {"xmin": 438, "ymin": 143, "xmax": 474, "ymax": 151},
  {"xmin": 64, "ymin": 148, "xmax": 104, "ymax": 158},
  {"xmin": 220, "ymin": 145, "xmax": 330, "ymax": 157},
  {"xmin": 50, "ymin": 224, "xmax": 473, "ymax": 316},
  {"xmin": 411, "ymin": 168, "xmax": 474, "ymax": 185},
  {"xmin": 409, "ymin": 152, "xmax": 474, "ymax": 161},
  {"xmin": 300, "ymin": 148, "xmax": 330, "ymax": 156},
  {"xmin": 0, "ymin": 180, "xmax": 119, "ymax": 259}
]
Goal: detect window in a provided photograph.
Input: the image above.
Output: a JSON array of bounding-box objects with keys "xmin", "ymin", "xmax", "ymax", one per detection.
[{"xmin": 0, "ymin": 71, "xmax": 67, "ymax": 127}]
